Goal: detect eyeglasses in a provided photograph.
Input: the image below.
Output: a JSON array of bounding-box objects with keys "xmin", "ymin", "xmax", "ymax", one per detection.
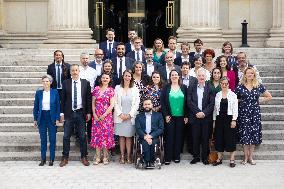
[
  {"xmin": 221, "ymin": 83, "xmax": 229, "ymax": 86},
  {"xmin": 95, "ymin": 54, "xmax": 103, "ymax": 56}
]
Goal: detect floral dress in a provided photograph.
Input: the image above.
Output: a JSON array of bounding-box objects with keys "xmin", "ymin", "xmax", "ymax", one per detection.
[
  {"xmin": 90, "ymin": 86, "xmax": 115, "ymax": 149},
  {"xmin": 141, "ymin": 85, "xmax": 162, "ymax": 112},
  {"xmin": 134, "ymin": 79, "xmax": 146, "ymax": 112},
  {"xmin": 235, "ymin": 84, "xmax": 266, "ymax": 145}
]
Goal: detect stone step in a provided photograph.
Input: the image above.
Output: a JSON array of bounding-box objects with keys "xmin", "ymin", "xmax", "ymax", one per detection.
[
  {"xmin": 0, "ymin": 66, "xmax": 46, "ymax": 72},
  {"xmin": 261, "ymin": 113, "xmax": 284, "ymax": 121},
  {"xmin": 263, "ymin": 83, "xmax": 284, "ymax": 90},
  {"xmin": 262, "ymin": 121, "xmax": 284, "ymax": 130},
  {"xmin": 0, "ymin": 84, "xmax": 41, "ymax": 91},
  {"xmin": 255, "ymin": 65, "xmax": 284, "ymax": 72},
  {"xmin": 0, "ymin": 72, "xmax": 45, "ymax": 78},
  {"xmin": 262, "ymin": 130, "xmax": 284, "ymax": 140},
  {"xmin": 0, "ymin": 106, "xmax": 33, "ymax": 114},
  {"xmin": 0, "ymin": 123, "xmax": 37, "ymax": 132},
  {"xmin": 0, "ymin": 78, "xmax": 41, "ymax": 84},
  {"xmin": 261, "ymin": 77, "xmax": 284, "ymax": 83},
  {"xmin": 0, "ymin": 98, "xmax": 34, "ymax": 106},
  {"xmin": 269, "ymin": 90, "xmax": 284, "ymax": 97},
  {"xmin": 260, "ymin": 97, "xmax": 284, "ymax": 105},
  {"xmin": 0, "ymin": 91, "xmax": 35, "ymax": 98},
  {"xmin": 260, "ymin": 105, "xmax": 284, "ymax": 113},
  {"xmin": 251, "ymin": 59, "xmax": 284, "ymax": 66},
  {"xmin": 259, "ymin": 71, "xmax": 284, "ymax": 77},
  {"xmin": 0, "ymin": 114, "xmax": 34, "ymax": 123}
]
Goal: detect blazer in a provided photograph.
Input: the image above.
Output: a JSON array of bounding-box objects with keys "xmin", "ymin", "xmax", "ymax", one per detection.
[
  {"xmin": 47, "ymin": 62, "xmax": 71, "ymax": 89},
  {"xmin": 60, "ymin": 78, "xmax": 92, "ymax": 119},
  {"xmin": 135, "ymin": 111, "xmax": 164, "ymax": 140},
  {"xmin": 158, "ymin": 51, "xmax": 182, "ymax": 66},
  {"xmin": 125, "ymin": 42, "xmax": 146, "ymax": 55},
  {"xmin": 99, "ymin": 41, "xmax": 118, "ymax": 60},
  {"xmin": 126, "ymin": 50, "xmax": 146, "ymax": 63},
  {"xmin": 143, "ymin": 61, "xmax": 161, "ymax": 76},
  {"xmin": 213, "ymin": 90, "xmax": 238, "ymax": 121},
  {"xmin": 88, "ymin": 60, "xmax": 102, "ymax": 71},
  {"xmin": 33, "ymin": 89, "xmax": 60, "ymax": 125},
  {"xmin": 111, "ymin": 56, "xmax": 135, "ymax": 81},
  {"xmin": 114, "ymin": 85, "xmax": 140, "ymax": 125},
  {"xmin": 160, "ymin": 84, "xmax": 188, "ymax": 117},
  {"xmin": 187, "ymin": 82, "xmax": 215, "ymax": 122},
  {"xmin": 157, "ymin": 65, "xmax": 181, "ymax": 82},
  {"xmin": 174, "ymin": 55, "xmax": 194, "ymax": 68}
]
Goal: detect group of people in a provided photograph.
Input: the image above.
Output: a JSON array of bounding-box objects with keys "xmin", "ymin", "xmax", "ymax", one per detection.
[{"xmin": 33, "ymin": 29, "xmax": 272, "ymax": 169}]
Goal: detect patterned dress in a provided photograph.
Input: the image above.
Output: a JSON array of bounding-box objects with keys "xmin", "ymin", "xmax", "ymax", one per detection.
[
  {"xmin": 141, "ymin": 85, "xmax": 162, "ymax": 111},
  {"xmin": 134, "ymin": 79, "xmax": 146, "ymax": 112},
  {"xmin": 90, "ymin": 86, "xmax": 115, "ymax": 149},
  {"xmin": 235, "ymin": 84, "xmax": 266, "ymax": 145}
]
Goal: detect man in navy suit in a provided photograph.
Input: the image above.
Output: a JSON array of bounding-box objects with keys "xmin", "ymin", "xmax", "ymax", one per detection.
[
  {"xmin": 187, "ymin": 68, "xmax": 215, "ymax": 165},
  {"xmin": 126, "ymin": 36, "xmax": 146, "ymax": 62},
  {"xmin": 174, "ymin": 42, "xmax": 194, "ymax": 67},
  {"xmin": 89, "ymin": 48, "xmax": 104, "ymax": 76},
  {"xmin": 111, "ymin": 42, "xmax": 134, "ymax": 82},
  {"xmin": 159, "ymin": 36, "xmax": 181, "ymax": 66},
  {"xmin": 47, "ymin": 50, "xmax": 71, "ymax": 99},
  {"xmin": 144, "ymin": 49, "xmax": 160, "ymax": 76},
  {"xmin": 99, "ymin": 28, "xmax": 118, "ymax": 60},
  {"xmin": 125, "ymin": 30, "xmax": 146, "ymax": 55},
  {"xmin": 189, "ymin": 39, "xmax": 204, "ymax": 58},
  {"xmin": 135, "ymin": 98, "xmax": 164, "ymax": 168}
]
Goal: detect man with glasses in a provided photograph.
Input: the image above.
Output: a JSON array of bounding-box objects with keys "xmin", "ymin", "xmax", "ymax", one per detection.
[
  {"xmin": 89, "ymin": 49, "xmax": 104, "ymax": 76},
  {"xmin": 144, "ymin": 49, "xmax": 160, "ymax": 77},
  {"xmin": 126, "ymin": 36, "xmax": 146, "ymax": 62}
]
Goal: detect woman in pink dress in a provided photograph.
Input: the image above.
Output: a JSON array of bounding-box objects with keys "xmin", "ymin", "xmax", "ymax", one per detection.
[{"xmin": 90, "ymin": 73, "xmax": 115, "ymax": 165}]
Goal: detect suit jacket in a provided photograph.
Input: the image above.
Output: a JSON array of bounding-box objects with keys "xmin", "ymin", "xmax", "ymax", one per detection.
[
  {"xmin": 135, "ymin": 111, "xmax": 164, "ymax": 140},
  {"xmin": 143, "ymin": 61, "xmax": 160, "ymax": 76},
  {"xmin": 160, "ymin": 52, "xmax": 182, "ymax": 66},
  {"xmin": 99, "ymin": 41, "xmax": 118, "ymax": 60},
  {"xmin": 187, "ymin": 82, "xmax": 215, "ymax": 122},
  {"xmin": 111, "ymin": 56, "xmax": 135, "ymax": 82},
  {"xmin": 60, "ymin": 78, "xmax": 92, "ymax": 119},
  {"xmin": 33, "ymin": 89, "xmax": 60, "ymax": 125},
  {"xmin": 88, "ymin": 60, "xmax": 103, "ymax": 71},
  {"xmin": 126, "ymin": 50, "xmax": 146, "ymax": 63},
  {"xmin": 157, "ymin": 65, "xmax": 181, "ymax": 82},
  {"xmin": 160, "ymin": 84, "xmax": 188, "ymax": 117},
  {"xmin": 174, "ymin": 55, "xmax": 194, "ymax": 68},
  {"xmin": 47, "ymin": 62, "xmax": 71, "ymax": 89},
  {"xmin": 125, "ymin": 42, "xmax": 146, "ymax": 55}
]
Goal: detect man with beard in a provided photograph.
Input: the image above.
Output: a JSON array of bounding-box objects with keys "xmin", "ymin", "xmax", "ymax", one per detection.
[
  {"xmin": 89, "ymin": 49, "xmax": 104, "ymax": 76},
  {"xmin": 135, "ymin": 98, "xmax": 164, "ymax": 168}
]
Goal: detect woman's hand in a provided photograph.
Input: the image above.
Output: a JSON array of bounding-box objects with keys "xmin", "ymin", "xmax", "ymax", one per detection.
[
  {"xmin": 231, "ymin": 120, "xmax": 236, "ymax": 128},
  {"xmin": 165, "ymin": 116, "xmax": 171, "ymax": 123},
  {"xmin": 99, "ymin": 114, "xmax": 106, "ymax": 121},
  {"xmin": 34, "ymin": 121, "xmax": 38, "ymax": 129},
  {"xmin": 93, "ymin": 114, "xmax": 99, "ymax": 121}
]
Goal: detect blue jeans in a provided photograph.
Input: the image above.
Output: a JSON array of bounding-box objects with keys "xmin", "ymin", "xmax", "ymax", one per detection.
[
  {"xmin": 39, "ymin": 110, "xmax": 57, "ymax": 161},
  {"xmin": 62, "ymin": 111, "xmax": 87, "ymax": 159}
]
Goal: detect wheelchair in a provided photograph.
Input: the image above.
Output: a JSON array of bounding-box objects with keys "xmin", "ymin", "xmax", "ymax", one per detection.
[{"xmin": 132, "ymin": 134, "xmax": 164, "ymax": 169}]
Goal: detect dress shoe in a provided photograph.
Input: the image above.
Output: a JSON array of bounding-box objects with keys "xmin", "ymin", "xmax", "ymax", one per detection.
[
  {"xmin": 59, "ymin": 158, "xmax": 68, "ymax": 167},
  {"xmin": 38, "ymin": 160, "xmax": 46, "ymax": 166},
  {"xmin": 174, "ymin": 159, "xmax": 180, "ymax": 163},
  {"xmin": 212, "ymin": 159, "xmax": 222, "ymax": 166},
  {"xmin": 229, "ymin": 160, "xmax": 236, "ymax": 168},
  {"xmin": 81, "ymin": 157, "xmax": 90, "ymax": 166},
  {"xmin": 149, "ymin": 162, "xmax": 155, "ymax": 168},
  {"xmin": 190, "ymin": 158, "xmax": 200, "ymax": 164},
  {"xmin": 202, "ymin": 160, "xmax": 209, "ymax": 165},
  {"xmin": 48, "ymin": 161, "xmax": 54, "ymax": 166}
]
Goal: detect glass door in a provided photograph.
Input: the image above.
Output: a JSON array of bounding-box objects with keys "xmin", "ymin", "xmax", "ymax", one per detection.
[{"xmin": 89, "ymin": 0, "xmax": 105, "ymax": 42}]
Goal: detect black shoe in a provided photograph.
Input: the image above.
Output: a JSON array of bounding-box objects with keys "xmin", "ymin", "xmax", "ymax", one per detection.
[
  {"xmin": 39, "ymin": 160, "xmax": 46, "ymax": 166},
  {"xmin": 174, "ymin": 159, "xmax": 180, "ymax": 163},
  {"xmin": 164, "ymin": 161, "xmax": 171, "ymax": 165},
  {"xmin": 150, "ymin": 162, "xmax": 155, "ymax": 168},
  {"xmin": 212, "ymin": 159, "xmax": 222, "ymax": 166},
  {"xmin": 190, "ymin": 158, "xmax": 200, "ymax": 164},
  {"xmin": 229, "ymin": 160, "xmax": 236, "ymax": 168},
  {"xmin": 48, "ymin": 161, "xmax": 54, "ymax": 166},
  {"xmin": 202, "ymin": 160, "xmax": 209, "ymax": 165}
]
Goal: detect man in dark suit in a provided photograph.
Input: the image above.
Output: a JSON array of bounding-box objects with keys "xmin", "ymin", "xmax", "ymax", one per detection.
[
  {"xmin": 174, "ymin": 42, "xmax": 194, "ymax": 67},
  {"xmin": 144, "ymin": 49, "xmax": 160, "ymax": 77},
  {"xmin": 189, "ymin": 39, "xmax": 204, "ymax": 58},
  {"xmin": 111, "ymin": 42, "xmax": 134, "ymax": 83},
  {"xmin": 135, "ymin": 98, "xmax": 164, "ymax": 168},
  {"xmin": 157, "ymin": 51, "xmax": 181, "ymax": 82},
  {"xmin": 89, "ymin": 48, "xmax": 104, "ymax": 76},
  {"xmin": 47, "ymin": 50, "xmax": 71, "ymax": 99},
  {"xmin": 187, "ymin": 67, "xmax": 215, "ymax": 165},
  {"xmin": 126, "ymin": 36, "xmax": 146, "ymax": 62},
  {"xmin": 99, "ymin": 28, "xmax": 118, "ymax": 60},
  {"xmin": 59, "ymin": 64, "xmax": 92, "ymax": 167},
  {"xmin": 125, "ymin": 30, "xmax": 146, "ymax": 55},
  {"xmin": 159, "ymin": 36, "xmax": 182, "ymax": 66}
]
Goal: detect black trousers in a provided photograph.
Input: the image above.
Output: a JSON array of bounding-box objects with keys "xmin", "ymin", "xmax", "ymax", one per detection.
[
  {"xmin": 182, "ymin": 122, "xmax": 193, "ymax": 153},
  {"xmin": 191, "ymin": 119, "xmax": 210, "ymax": 161},
  {"xmin": 164, "ymin": 116, "xmax": 184, "ymax": 162},
  {"xmin": 141, "ymin": 138, "xmax": 158, "ymax": 163}
]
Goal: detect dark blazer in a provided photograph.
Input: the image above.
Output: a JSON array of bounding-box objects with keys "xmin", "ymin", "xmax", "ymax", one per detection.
[
  {"xmin": 182, "ymin": 75, "xmax": 198, "ymax": 88},
  {"xmin": 33, "ymin": 89, "xmax": 60, "ymax": 125},
  {"xmin": 174, "ymin": 55, "xmax": 194, "ymax": 67},
  {"xmin": 47, "ymin": 62, "xmax": 71, "ymax": 89},
  {"xmin": 125, "ymin": 42, "xmax": 146, "ymax": 55},
  {"xmin": 99, "ymin": 41, "xmax": 118, "ymax": 60},
  {"xmin": 88, "ymin": 60, "xmax": 102, "ymax": 71},
  {"xmin": 187, "ymin": 82, "xmax": 215, "ymax": 122},
  {"xmin": 160, "ymin": 84, "xmax": 188, "ymax": 117},
  {"xmin": 61, "ymin": 78, "xmax": 92, "ymax": 119},
  {"xmin": 126, "ymin": 50, "xmax": 146, "ymax": 63},
  {"xmin": 157, "ymin": 65, "xmax": 181, "ymax": 82},
  {"xmin": 143, "ymin": 61, "xmax": 160, "ymax": 76},
  {"xmin": 111, "ymin": 56, "xmax": 135, "ymax": 82},
  {"xmin": 135, "ymin": 111, "xmax": 164, "ymax": 140}
]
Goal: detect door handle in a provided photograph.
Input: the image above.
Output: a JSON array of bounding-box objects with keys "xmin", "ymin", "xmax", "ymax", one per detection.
[
  {"xmin": 95, "ymin": 1, "xmax": 104, "ymax": 27},
  {"xmin": 166, "ymin": 1, "xmax": 175, "ymax": 28}
]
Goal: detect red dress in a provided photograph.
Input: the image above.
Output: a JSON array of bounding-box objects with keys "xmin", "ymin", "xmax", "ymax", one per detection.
[{"xmin": 90, "ymin": 86, "xmax": 115, "ymax": 149}]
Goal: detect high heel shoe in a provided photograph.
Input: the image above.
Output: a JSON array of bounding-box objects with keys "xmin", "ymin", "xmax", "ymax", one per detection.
[
  {"xmin": 241, "ymin": 160, "xmax": 248, "ymax": 165},
  {"xmin": 119, "ymin": 155, "xmax": 125, "ymax": 164},
  {"xmin": 126, "ymin": 156, "xmax": 132, "ymax": 164},
  {"xmin": 248, "ymin": 159, "xmax": 256, "ymax": 165},
  {"xmin": 212, "ymin": 159, "xmax": 222, "ymax": 166},
  {"xmin": 229, "ymin": 160, "xmax": 236, "ymax": 168},
  {"xmin": 93, "ymin": 158, "xmax": 101, "ymax": 165}
]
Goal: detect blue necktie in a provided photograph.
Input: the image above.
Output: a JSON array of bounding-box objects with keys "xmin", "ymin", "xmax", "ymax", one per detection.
[
  {"xmin": 108, "ymin": 43, "xmax": 112, "ymax": 58},
  {"xmin": 57, "ymin": 64, "xmax": 61, "ymax": 88},
  {"xmin": 119, "ymin": 58, "xmax": 123, "ymax": 77},
  {"xmin": 73, "ymin": 81, "xmax": 77, "ymax": 110},
  {"xmin": 136, "ymin": 51, "xmax": 140, "ymax": 61}
]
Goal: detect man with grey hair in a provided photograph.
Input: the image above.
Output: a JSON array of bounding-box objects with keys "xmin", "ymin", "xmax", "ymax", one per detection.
[
  {"xmin": 187, "ymin": 67, "xmax": 215, "ymax": 165},
  {"xmin": 79, "ymin": 52, "xmax": 97, "ymax": 92},
  {"xmin": 89, "ymin": 49, "xmax": 104, "ymax": 75}
]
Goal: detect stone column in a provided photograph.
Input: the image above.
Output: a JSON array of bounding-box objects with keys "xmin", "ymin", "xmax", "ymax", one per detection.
[
  {"xmin": 177, "ymin": 0, "xmax": 223, "ymax": 48},
  {"xmin": 43, "ymin": 0, "xmax": 95, "ymax": 48},
  {"xmin": 266, "ymin": 0, "xmax": 284, "ymax": 47},
  {"xmin": 0, "ymin": 0, "xmax": 4, "ymax": 36}
]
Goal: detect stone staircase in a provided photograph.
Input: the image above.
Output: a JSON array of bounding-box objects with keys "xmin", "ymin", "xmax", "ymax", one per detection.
[{"xmin": 0, "ymin": 48, "xmax": 283, "ymax": 161}]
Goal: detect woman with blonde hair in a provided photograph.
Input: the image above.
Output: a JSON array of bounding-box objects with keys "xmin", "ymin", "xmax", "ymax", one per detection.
[
  {"xmin": 153, "ymin": 38, "xmax": 166, "ymax": 65},
  {"xmin": 235, "ymin": 67, "xmax": 272, "ymax": 165}
]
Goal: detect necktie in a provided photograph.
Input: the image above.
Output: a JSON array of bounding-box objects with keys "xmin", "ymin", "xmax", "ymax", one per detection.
[
  {"xmin": 73, "ymin": 81, "xmax": 77, "ymax": 110},
  {"xmin": 108, "ymin": 43, "xmax": 112, "ymax": 58},
  {"xmin": 119, "ymin": 58, "xmax": 123, "ymax": 77},
  {"xmin": 57, "ymin": 64, "xmax": 61, "ymax": 88},
  {"xmin": 136, "ymin": 51, "xmax": 140, "ymax": 61}
]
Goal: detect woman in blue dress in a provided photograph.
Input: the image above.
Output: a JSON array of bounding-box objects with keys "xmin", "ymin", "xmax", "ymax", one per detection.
[{"xmin": 235, "ymin": 67, "xmax": 272, "ymax": 165}]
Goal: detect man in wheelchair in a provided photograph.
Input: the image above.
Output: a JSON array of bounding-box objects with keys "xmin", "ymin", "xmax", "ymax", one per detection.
[{"xmin": 135, "ymin": 98, "xmax": 164, "ymax": 169}]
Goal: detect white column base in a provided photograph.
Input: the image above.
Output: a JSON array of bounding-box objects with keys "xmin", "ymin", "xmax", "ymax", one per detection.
[{"xmin": 265, "ymin": 28, "xmax": 284, "ymax": 47}]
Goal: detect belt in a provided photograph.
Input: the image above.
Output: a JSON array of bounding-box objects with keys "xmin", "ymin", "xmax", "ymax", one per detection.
[{"xmin": 72, "ymin": 108, "xmax": 83, "ymax": 113}]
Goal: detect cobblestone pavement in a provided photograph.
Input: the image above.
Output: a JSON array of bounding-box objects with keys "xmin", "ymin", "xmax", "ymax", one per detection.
[{"xmin": 0, "ymin": 160, "xmax": 283, "ymax": 189}]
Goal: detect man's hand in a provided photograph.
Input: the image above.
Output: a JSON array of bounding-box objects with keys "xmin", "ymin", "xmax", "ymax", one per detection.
[
  {"xmin": 60, "ymin": 115, "xmax": 65, "ymax": 123},
  {"xmin": 165, "ymin": 116, "xmax": 171, "ymax": 123},
  {"xmin": 146, "ymin": 138, "xmax": 152, "ymax": 145},
  {"xmin": 184, "ymin": 118, "xmax": 188, "ymax": 124},
  {"xmin": 86, "ymin": 114, "xmax": 91, "ymax": 122}
]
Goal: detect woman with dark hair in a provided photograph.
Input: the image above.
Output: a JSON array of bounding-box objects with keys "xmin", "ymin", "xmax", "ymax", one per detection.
[
  {"xmin": 141, "ymin": 71, "xmax": 164, "ymax": 112},
  {"xmin": 153, "ymin": 38, "xmax": 167, "ymax": 64},
  {"xmin": 203, "ymin": 49, "xmax": 216, "ymax": 73},
  {"xmin": 221, "ymin": 41, "xmax": 237, "ymax": 69},
  {"xmin": 208, "ymin": 67, "xmax": 222, "ymax": 95},
  {"xmin": 189, "ymin": 55, "xmax": 211, "ymax": 81},
  {"xmin": 91, "ymin": 73, "xmax": 115, "ymax": 165},
  {"xmin": 94, "ymin": 59, "xmax": 119, "ymax": 88},
  {"xmin": 216, "ymin": 55, "xmax": 236, "ymax": 91},
  {"xmin": 114, "ymin": 69, "xmax": 140, "ymax": 164},
  {"xmin": 161, "ymin": 69, "xmax": 188, "ymax": 165}
]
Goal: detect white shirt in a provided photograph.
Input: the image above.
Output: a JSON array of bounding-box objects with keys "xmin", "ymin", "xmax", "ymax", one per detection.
[
  {"xmin": 197, "ymin": 84, "xmax": 205, "ymax": 111},
  {"xmin": 189, "ymin": 68, "xmax": 211, "ymax": 81},
  {"xmin": 146, "ymin": 61, "xmax": 155, "ymax": 76},
  {"xmin": 181, "ymin": 55, "xmax": 190, "ymax": 63},
  {"xmin": 79, "ymin": 66, "xmax": 97, "ymax": 92},
  {"xmin": 134, "ymin": 50, "xmax": 143, "ymax": 61},
  {"xmin": 131, "ymin": 43, "xmax": 135, "ymax": 51},
  {"xmin": 42, "ymin": 90, "xmax": 50, "ymax": 110},
  {"xmin": 107, "ymin": 40, "xmax": 114, "ymax": 51},
  {"xmin": 95, "ymin": 63, "xmax": 103, "ymax": 75},
  {"xmin": 116, "ymin": 56, "xmax": 126, "ymax": 75},
  {"xmin": 145, "ymin": 111, "xmax": 152, "ymax": 134},
  {"xmin": 165, "ymin": 64, "xmax": 173, "ymax": 80},
  {"xmin": 72, "ymin": 79, "xmax": 82, "ymax": 110},
  {"xmin": 55, "ymin": 62, "xmax": 62, "ymax": 89},
  {"xmin": 182, "ymin": 74, "xmax": 190, "ymax": 87}
]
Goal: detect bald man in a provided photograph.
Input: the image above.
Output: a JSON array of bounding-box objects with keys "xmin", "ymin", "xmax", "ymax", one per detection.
[{"xmin": 89, "ymin": 49, "xmax": 104, "ymax": 75}]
